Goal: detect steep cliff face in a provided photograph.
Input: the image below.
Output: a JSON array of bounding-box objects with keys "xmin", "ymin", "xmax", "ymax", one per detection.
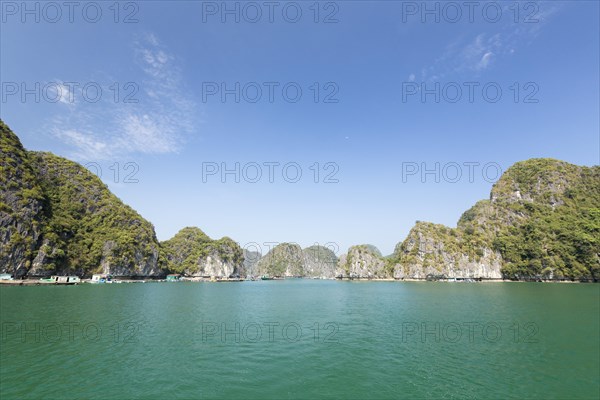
[
  {"xmin": 3, "ymin": 120, "xmax": 597, "ymax": 281},
  {"xmin": 392, "ymin": 222, "xmax": 502, "ymax": 279},
  {"xmin": 29, "ymin": 152, "xmax": 162, "ymax": 277},
  {"xmin": 0, "ymin": 120, "xmax": 163, "ymax": 277},
  {"xmin": 255, "ymin": 244, "xmax": 339, "ymax": 277},
  {"xmin": 256, "ymin": 243, "xmax": 304, "ymax": 277},
  {"xmin": 332, "ymin": 159, "xmax": 598, "ymax": 281},
  {"xmin": 242, "ymin": 249, "xmax": 261, "ymax": 277},
  {"xmin": 336, "ymin": 245, "xmax": 390, "ymax": 279},
  {"xmin": 160, "ymin": 227, "xmax": 243, "ymax": 277},
  {"xmin": 0, "ymin": 121, "xmax": 45, "ymax": 277},
  {"xmin": 302, "ymin": 245, "xmax": 338, "ymax": 278},
  {"xmin": 488, "ymin": 159, "xmax": 599, "ymax": 280},
  {"xmin": 389, "ymin": 159, "xmax": 599, "ymax": 281}
]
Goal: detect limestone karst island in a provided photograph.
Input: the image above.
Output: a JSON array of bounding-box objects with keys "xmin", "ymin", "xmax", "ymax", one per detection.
[
  {"xmin": 1, "ymin": 2, "xmax": 599, "ymax": 398},
  {"xmin": 1, "ymin": 120, "xmax": 598, "ymax": 282}
]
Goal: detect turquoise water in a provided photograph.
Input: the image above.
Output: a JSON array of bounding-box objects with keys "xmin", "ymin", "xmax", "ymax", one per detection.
[{"xmin": 1, "ymin": 281, "xmax": 598, "ymax": 399}]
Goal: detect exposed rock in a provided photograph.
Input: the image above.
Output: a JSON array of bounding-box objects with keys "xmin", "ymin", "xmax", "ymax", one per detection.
[
  {"xmin": 3, "ymin": 120, "xmax": 598, "ymax": 281},
  {"xmin": 242, "ymin": 249, "xmax": 261, "ymax": 277},
  {"xmin": 348, "ymin": 158, "xmax": 600, "ymax": 281},
  {"xmin": 0, "ymin": 120, "xmax": 45, "ymax": 277},
  {"xmin": 160, "ymin": 227, "xmax": 243, "ymax": 278},
  {"xmin": 302, "ymin": 245, "xmax": 338, "ymax": 278},
  {"xmin": 196, "ymin": 240, "xmax": 243, "ymax": 278},
  {"xmin": 0, "ymin": 120, "xmax": 163, "ymax": 278},
  {"xmin": 256, "ymin": 243, "xmax": 304, "ymax": 277},
  {"xmin": 392, "ymin": 222, "xmax": 502, "ymax": 279},
  {"xmin": 254, "ymin": 244, "xmax": 339, "ymax": 278},
  {"xmin": 336, "ymin": 245, "xmax": 389, "ymax": 279}
]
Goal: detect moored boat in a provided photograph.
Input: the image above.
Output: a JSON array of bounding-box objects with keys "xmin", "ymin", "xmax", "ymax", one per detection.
[
  {"xmin": 91, "ymin": 274, "xmax": 113, "ymax": 284},
  {"xmin": 166, "ymin": 274, "xmax": 182, "ymax": 282},
  {"xmin": 39, "ymin": 275, "xmax": 80, "ymax": 285}
]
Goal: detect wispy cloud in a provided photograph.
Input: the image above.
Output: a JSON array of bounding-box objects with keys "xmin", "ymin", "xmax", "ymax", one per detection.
[
  {"xmin": 47, "ymin": 82, "xmax": 77, "ymax": 105},
  {"xmin": 118, "ymin": 113, "xmax": 180, "ymax": 154},
  {"xmin": 50, "ymin": 33, "xmax": 197, "ymax": 160},
  {"xmin": 54, "ymin": 129, "xmax": 112, "ymax": 159},
  {"xmin": 414, "ymin": 1, "xmax": 563, "ymax": 81}
]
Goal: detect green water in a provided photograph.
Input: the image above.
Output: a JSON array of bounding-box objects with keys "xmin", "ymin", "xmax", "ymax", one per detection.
[{"xmin": 1, "ymin": 281, "xmax": 598, "ymax": 399}]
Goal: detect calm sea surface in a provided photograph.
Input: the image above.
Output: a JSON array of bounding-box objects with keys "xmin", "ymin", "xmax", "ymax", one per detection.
[{"xmin": 1, "ymin": 281, "xmax": 598, "ymax": 399}]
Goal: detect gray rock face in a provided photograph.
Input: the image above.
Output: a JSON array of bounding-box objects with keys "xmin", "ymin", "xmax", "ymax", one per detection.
[
  {"xmin": 98, "ymin": 241, "xmax": 162, "ymax": 277},
  {"xmin": 336, "ymin": 245, "xmax": 388, "ymax": 278},
  {"xmin": 256, "ymin": 243, "xmax": 304, "ymax": 277},
  {"xmin": 254, "ymin": 244, "xmax": 338, "ymax": 277},
  {"xmin": 242, "ymin": 249, "xmax": 261, "ymax": 277},
  {"xmin": 302, "ymin": 246, "xmax": 338, "ymax": 278},
  {"xmin": 392, "ymin": 228, "xmax": 502, "ymax": 279},
  {"xmin": 0, "ymin": 122, "xmax": 45, "ymax": 277},
  {"xmin": 1, "ymin": 120, "xmax": 164, "ymax": 278},
  {"xmin": 160, "ymin": 228, "xmax": 244, "ymax": 278},
  {"xmin": 394, "ymin": 222, "xmax": 502, "ymax": 279},
  {"xmin": 28, "ymin": 239, "xmax": 54, "ymax": 277},
  {"xmin": 194, "ymin": 244, "xmax": 242, "ymax": 278},
  {"xmin": 5, "ymin": 122, "xmax": 596, "ymax": 282}
]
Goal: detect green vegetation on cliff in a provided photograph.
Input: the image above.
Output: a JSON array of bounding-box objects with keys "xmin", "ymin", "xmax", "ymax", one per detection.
[
  {"xmin": 29, "ymin": 152, "xmax": 160, "ymax": 274},
  {"xmin": 302, "ymin": 245, "xmax": 338, "ymax": 277},
  {"xmin": 0, "ymin": 120, "xmax": 162, "ymax": 277},
  {"xmin": 2, "ymin": 120, "xmax": 598, "ymax": 281},
  {"xmin": 391, "ymin": 159, "xmax": 599, "ymax": 281},
  {"xmin": 490, "ymin": 159, "xmax": 599, "ymax": 280},
  {"xmin": 257, "ymin": 243, "xmax": 304, "ymax": 277},
  {"xmin": 160, "ymin": 227, "xmax": 243, "ymax": 275},
  {"xmin": 0, "ymin": 120, "xmax": 44, "ymax": 273}
]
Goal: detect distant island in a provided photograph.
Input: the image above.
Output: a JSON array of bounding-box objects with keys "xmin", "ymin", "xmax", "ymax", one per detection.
[{"xmin": 1, "ymin": 120, "xmax": 598, "ymax": 282}]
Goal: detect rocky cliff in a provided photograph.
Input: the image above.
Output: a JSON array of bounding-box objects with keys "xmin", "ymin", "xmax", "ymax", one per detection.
[
  {"xmin": 256, "ymin": 243, "xmax": 304, "ymax": 277},
  {"xmin": 256, "ymin": 243, "xmax": 338, "ymax": 277},
  {"xmin": 487, "ymin": 159, "xmax": 599, "ymax": 280},
  {"xmin": 392, "ymin": 221, "xmax": 503, "ymax": 280},
  {"xmin": 336, "ymin": 245, "xmax": 391, "ymax": 279},
  {"xmin": 0, "ymin": 120, "xmax": 163, "ymax": 278},
  {"xmin": 3, "ymin": 120, "xmax": 598, "ymax": 281},
  {"xmin": 350, "ymin": 159, "xmax": 599, "ymax": 281},
  {"xmin": 160, "ymin": 227, "xmax": 243, "ymax": 278},
  {"xmin": 302, "ymin": 245, "xmax": 338, "ymax": 278},
  {"xmin": 0, "ymin": 121, "xmax": 45, "ymax": 277},
  {"xmin": 242, "ymin": 249, "xmax": 261, "ymax": 277}
]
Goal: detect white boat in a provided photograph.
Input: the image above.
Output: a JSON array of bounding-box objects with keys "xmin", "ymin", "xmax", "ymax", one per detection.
[{"xmin": 91, "ymin": 274, "xmax": 113, "ymax": 283}]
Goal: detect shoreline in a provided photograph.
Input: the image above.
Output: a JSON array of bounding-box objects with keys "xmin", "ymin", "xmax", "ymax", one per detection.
[{"xmin": 1, "ymin": 278, "xmax": 596, "ymax": 286}]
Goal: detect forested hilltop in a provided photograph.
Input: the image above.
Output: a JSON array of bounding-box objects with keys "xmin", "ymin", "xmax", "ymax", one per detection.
[
  {"xmin": 341, "ymin": 159, "xmax": 599, "ymax": 281},
  {"xmin": 0, "ymin": 120, "xmax": 162, "ymax": 277},
  {"xmin": 1, "ymin": 120, "xmax": 598, "ymax": 281}
]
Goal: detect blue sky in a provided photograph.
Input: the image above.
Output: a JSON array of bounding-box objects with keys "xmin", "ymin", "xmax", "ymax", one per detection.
[{"xmin": 1, "ymin": 1, "xmax": 599, "ymax": 256}]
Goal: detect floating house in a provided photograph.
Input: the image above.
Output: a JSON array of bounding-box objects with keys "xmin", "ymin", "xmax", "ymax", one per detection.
[
  {"xmin": 40, "ymin": 276, "xmax": 80, "ymax": 284},
  {"xmin": 91, "ymin": 274, "xmax": 113, "ymax": 283},
  {"xmin": 166, "ymin": 274, "xmax": 182, "ymax": 282}
]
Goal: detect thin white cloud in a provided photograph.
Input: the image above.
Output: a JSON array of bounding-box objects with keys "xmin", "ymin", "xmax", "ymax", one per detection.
[
  {"xmin": 476, "ymin": 51, "xmax": 495, "ymax": 71},
  {"xmin": 45, "ymin": 81, "xmax": 77, "ymax": 105},
  {"xmin": 118, "ymin": 114, "xmax": 179, "ymax": 154},
  {"xmin": 56, "ymin": 83, "xmax": 75, "ymax": 105},
  {"xmin": 146, "ymin": 32, "xmax": 160, "ymax": 47},
  {"xmin": 459, "ymin": 33, "xmax": 501, "ymax": 72},
  {"xmin": 50, "ymin": 33, "xmax": 197, "ymax": 160},
  {"xmin": 53, "ymin": 129, "xmax": 113, "ymax": 160},
  {"xmin": 420, "ymin": 32, "xmax": 506, "ymax": 79},
  {"xmin": 417, "ymin": 1, "xmax": 563, "ymax": 81}
]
